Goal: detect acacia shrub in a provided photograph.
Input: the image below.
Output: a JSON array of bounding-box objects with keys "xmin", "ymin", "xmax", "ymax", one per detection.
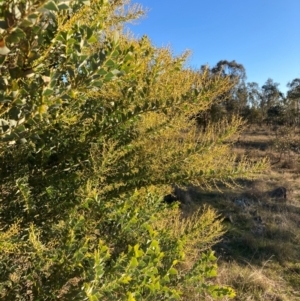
[{"xmin": 0, "ymin": 0, "xmax": 266, "ymax": 300}]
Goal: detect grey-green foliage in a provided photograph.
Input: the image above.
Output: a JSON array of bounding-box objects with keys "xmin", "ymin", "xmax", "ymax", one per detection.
[
  {"xmin": 0, "ymin": 1, "xmax": 263, "ymax": 300},
  {"xmin": 0, "ymin": 0, "xmax": 130, "ymax": 146}
]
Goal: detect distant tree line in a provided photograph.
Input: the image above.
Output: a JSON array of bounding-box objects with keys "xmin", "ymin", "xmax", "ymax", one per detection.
[{"xmin": 195, "ymin": 60, "xmax": 300, "ymax": 128}]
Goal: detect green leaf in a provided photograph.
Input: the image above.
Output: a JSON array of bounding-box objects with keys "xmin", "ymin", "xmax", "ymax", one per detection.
[
  {"xmin": 6, "ymin": 28, "xmax": 26, "ymax": 44},
  {"xmin": 105, "ymin": 59, "xmax": 115, "ymax": 68},
  {"xmin": 43, "ymin": 89, "xmax": 53, "ymax": 97},
  {"xmin": 133, "ymin": 244, "xmax": 144, "ymax": 258},
  {"xmin": 129, "ymin": 257, "xmax": 138, "ymax": 269},
  {"xmin": 9, "ymin": 107, "xmax": 21, "ymax": 120},
  {"xmin": 127, "ymin": 292, "xmax": 136, "ymax": 301},
  {"xmin": 86, "ymin": 27, "xmax": 93, "ymax": 40},
  {"xmin": 44, "ymin": 1, "xmax": 59, "ymax": 12},
  {"xmin": 207, "ymin": 268, "xmax": 217, "ymax": 277},
  {"xmin": 97, "ymin": 68, "xmax": 107, "ymax": 76},
  {"xmin": 11, "ymin": 80, "xmax": 18, "ymax": 91},
  {"xmin": 168, "ymin": 268, "xmax": 178, "ymax": 275},
  {"xmin": 88, "ymin": 35, "xmax": 98, "ymax": 44},
  {"xmin": 0, "ymin": 19, "xmax": 8, "ymax": 30},
  {"xmin": 163, "ymin": 275, "xmax": 170, "ymax": 282},
  {"xmin": 121, "ymin": 275, "xmax": 132, "ymax": 284},
  {"xmin": 91, "ymin": 80, "xmax": 102, "ymax": 87},
  {"xmin": 88, "ymin": 295, "xmax": 100, "ymax": 301},
  {"xmin": 104, "ymin": 72, "xmax": 115, "ymax": 82},
  {"xmin": 124, "ymin": 52, "xmax": 133, "ymax": 62},
  {"xmin": 21, "ymin": 19, "xmax": 34, "ymax": 28},
  {"xmin": 39, "ymin": 105, "xmax": 48, "ymax": 114},
  {"xmin": 56, "ymin": 32, "xmax": 67, "ymax": 42},
  {"xmin": 149, "ymin": 240, "xmax": 160, "ymax": 252},
  {"xmin": 0, "ymin": 54, "xmax": 5, "ymax": 65},
  {"xmin": 208, "ymin": 251, "xmax": 217, "ymax": 261},
  {"xmin": 58, "ymin": 3, "xmax": 69, "ymax": 10}
]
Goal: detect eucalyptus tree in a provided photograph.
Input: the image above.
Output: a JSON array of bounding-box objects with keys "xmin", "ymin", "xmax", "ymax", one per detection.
[
  {"xmin": 209, "ymin": 60, "xmax": 247, "ymax": 118},
  {"xmin": 286, "ymin": 78, "xmax": 300, "ymax": 126},
  {"xmin": 247, "ymin": 82, "xmax": 262, "ymax": 109},
  {"xmin": 261, "ymin": 79, "xmax": 284, "ymax": 114}
]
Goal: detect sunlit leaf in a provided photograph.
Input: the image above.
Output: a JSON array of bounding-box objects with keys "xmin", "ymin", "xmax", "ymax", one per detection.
[
  {"xmin": 88, "ymin": 35, "xmax": 98, "ymax": 43},
  {"xmin": 127, "ymin": 292, "xmax": 136, "ymax": 301}
]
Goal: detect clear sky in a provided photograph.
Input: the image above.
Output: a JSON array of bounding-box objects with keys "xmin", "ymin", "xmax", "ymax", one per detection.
[{"xmin": 127, "ymin": 0, "xmax": 300, "ymax": 94}]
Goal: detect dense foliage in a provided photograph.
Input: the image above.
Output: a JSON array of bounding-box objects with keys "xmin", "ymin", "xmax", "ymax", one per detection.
[{"xmin": 0, "ymin": 1, "xmax": 266, "ymax": 300}]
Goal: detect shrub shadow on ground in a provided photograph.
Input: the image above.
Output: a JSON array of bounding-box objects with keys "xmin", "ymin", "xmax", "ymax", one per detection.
[
  {"xmin": 179, "ymin": 181, "xmax": 300, "ymax": 264},
  {"xmin": 168, "ymin": 171, "xmax": 300, "ymax": 299}
]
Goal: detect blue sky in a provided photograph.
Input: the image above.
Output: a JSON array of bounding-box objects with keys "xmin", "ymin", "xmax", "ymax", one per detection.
[{"xmin": 127, "ymin": 0, "xmax": 300, "ymax": 94}]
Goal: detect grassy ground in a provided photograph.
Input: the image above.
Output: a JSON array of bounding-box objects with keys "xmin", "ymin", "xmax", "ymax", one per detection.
[{"xmin": 181, "ymin": 125, "xmax": 300, "ymax": 300}]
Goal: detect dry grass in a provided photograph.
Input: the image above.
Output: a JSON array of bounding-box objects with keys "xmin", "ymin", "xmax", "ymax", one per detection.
[
  {"xmin": 212, "ymin": 260, "xmax": 291, "ymax": 301},
  {"xmin": 177, "ymin": 125, "xmax": 300, "ymax": 300}
]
